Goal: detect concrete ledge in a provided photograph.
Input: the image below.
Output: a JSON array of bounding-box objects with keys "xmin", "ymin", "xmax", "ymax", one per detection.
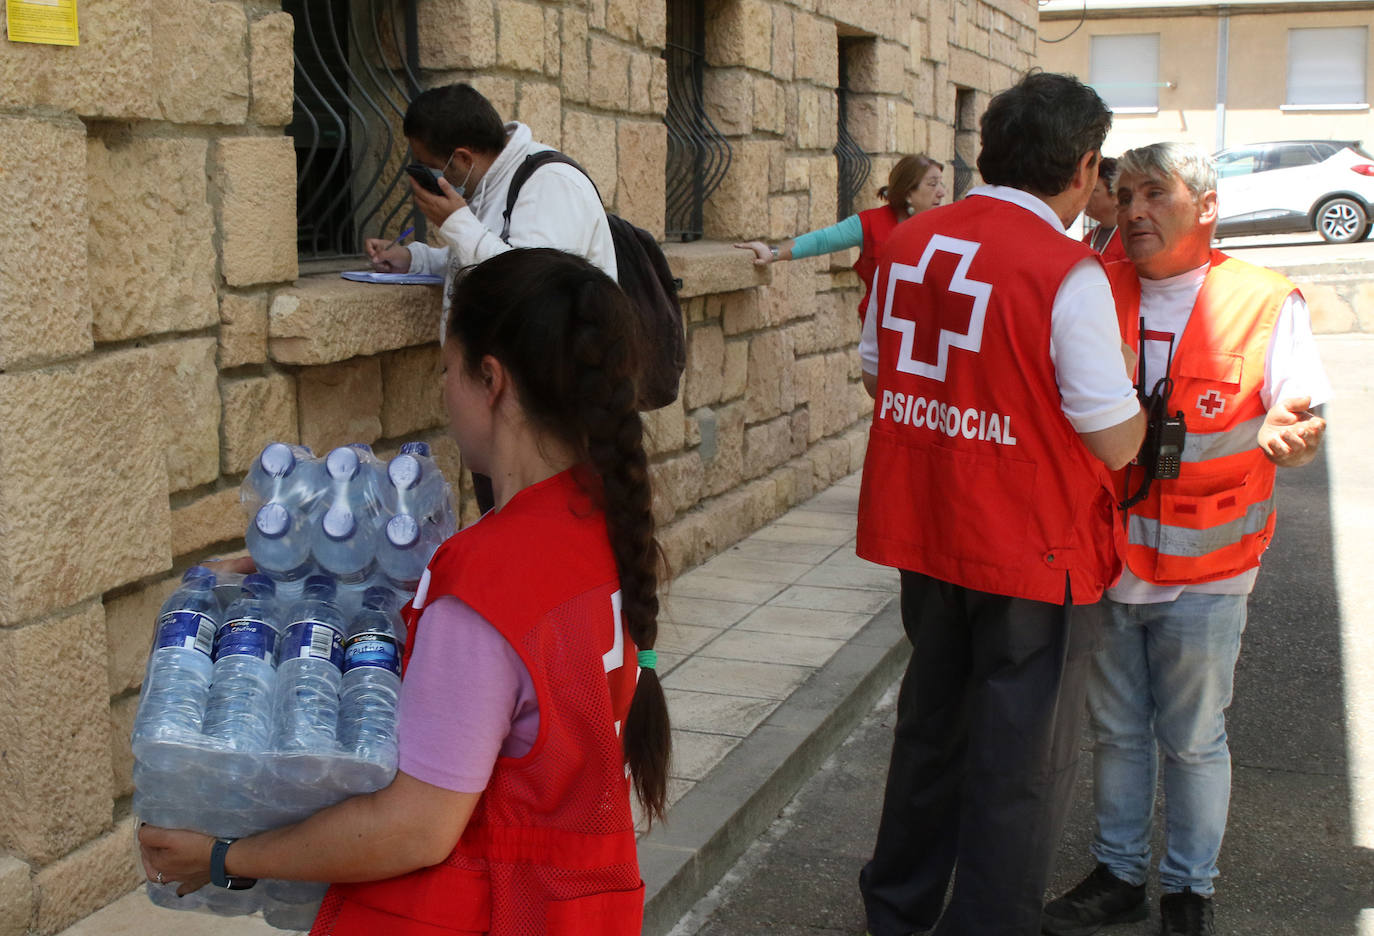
[
  {"xmin": 639, "ymin": 599, "xmax": 909, "ymax": 936},
  {"xmin": 662, "ymin": 241, "xmax": 771, "ymax": 299},
  {"xmin": 267, "ymin": 275, "xmax": 442, "ymax": 366}
]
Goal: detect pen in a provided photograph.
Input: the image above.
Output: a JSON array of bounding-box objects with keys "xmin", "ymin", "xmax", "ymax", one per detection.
[{"xmin": 388, "ymin": 225, "xmax": 415, "ymax": 249}]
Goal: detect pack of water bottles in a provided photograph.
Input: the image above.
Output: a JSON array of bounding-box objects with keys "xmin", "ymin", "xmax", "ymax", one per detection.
[{"xmin": 131, "ymin": 441, "xmax": 456, "ymax": 927}]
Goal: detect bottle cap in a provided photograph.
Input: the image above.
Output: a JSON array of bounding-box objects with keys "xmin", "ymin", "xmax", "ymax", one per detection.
[
  {"xmin": 322, "ymin": 505, "xmax": 357, "ymax": 540},
  {"xmin": 303, "ymin": 575, "xmax": 336, "ymax": 599},
  {"xmin": 254, "ymin": 502, "xmax": 292, "ymax": 539},
  {"xmin": 258, "ymin": 442, "xmax": 296, "ymax": 478},
  {"xmin": 399, "ymin": 441, "xmax": 431, "ymax": 457},
  {"xmin": 386, "ymin": 513, "xmax": 421, "ymax": 549},
  {"xmin": 326, "ymin": 446, "xmax": 360, "ymax": 482},
  {"xmin": 387, "ymin": 454, "xmax": 421, "ymax": 490}
]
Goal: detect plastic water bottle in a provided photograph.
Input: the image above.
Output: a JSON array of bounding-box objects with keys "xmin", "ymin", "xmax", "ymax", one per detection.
[
  {"xmin": 241, "ymin": 442, "xmax": 323, "ymax": 516},
  {"xmin": 324, "ymin": 446, "xmax": 384, "ymax": 523},
  {"xmin": 339, "ymin": 587, "xmax": 403, "ymax": 768},
  {"xmin": 273, "ymin": 576, "xmax": 346, "ymax": 755},
  {"xmin": 247, "ymin": 502, "xmax": 314, "ymax": 601},
  {"xmin": 386, "ymin": 444, "xmax": 454, "ymax": 534},
  {"xmin": 132, "ymin": 569, "xmax": 221, "ymax": 753},
  {"xmin": 202, "ymin": 574, "xmax": 281, "ymax": 754},
  {"xmin": 374, "ymin": 513, "xmax": 436, "ymax": 592}
]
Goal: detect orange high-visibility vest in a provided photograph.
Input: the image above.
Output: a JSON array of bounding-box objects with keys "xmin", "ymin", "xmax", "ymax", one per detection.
[
  {"xmin": 1106, "ymin": 251, "xmax": 1294, "ymax": 585},
  {"xmin": 857, "ymin": 195, "xmax": 1122, "ymax": 605},
  {"xmin": 311, "ymin": 468, "xmax": 643, "ymax": 936}
]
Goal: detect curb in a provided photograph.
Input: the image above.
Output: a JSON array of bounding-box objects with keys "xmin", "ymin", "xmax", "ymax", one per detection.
[{"xmin": 639, "ymin": 597, "xmax": 910, "ymax": 936}]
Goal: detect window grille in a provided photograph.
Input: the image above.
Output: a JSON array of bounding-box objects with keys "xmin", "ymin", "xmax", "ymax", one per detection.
[
  {"xmin": 953, "ymin": 88, "xmax": 977, "ymax": 200},
  {"xmin": 835, "ymin": 41, "xmax": 872, "ymax": 221},
  {"xmin": 286, "ymin": 0, "xmax": 424, "ymax": 263},
  {"xmin": 664, "ymin": 0, "xmax": 730, "ymax": 241},
  {"xmin": 952, "ymin": 151, "xmax": 974, "ymax": 202}
]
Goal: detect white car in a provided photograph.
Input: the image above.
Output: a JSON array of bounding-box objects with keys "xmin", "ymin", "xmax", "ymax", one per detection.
[{"xmin": 1213, "ymin": 140, "xmax": 1374, "ymax": 244}]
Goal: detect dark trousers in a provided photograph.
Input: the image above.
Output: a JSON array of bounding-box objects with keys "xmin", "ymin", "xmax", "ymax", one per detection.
[
  {"xmin": 472, "ymin": 471, "xmax": 495, "ymax": 515},
  {"xmin": 860, "ymin": 570, "xmax": 1100, "ymax": 936}
]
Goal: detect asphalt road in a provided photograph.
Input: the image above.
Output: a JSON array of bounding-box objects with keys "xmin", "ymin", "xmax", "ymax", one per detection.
[{"xmin": 670, "ymin": 336, "xmax": 1374, "ymax": 936}]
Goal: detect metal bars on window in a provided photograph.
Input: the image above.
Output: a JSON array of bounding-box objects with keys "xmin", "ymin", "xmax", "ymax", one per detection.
[
  {"xmin": 835, "ymin": 41, "xmax": 872, "ymax": 221},
  {"xmin": 287, "ymin": 0, "xmax": 423, "ymax": 262},
  {"xmin": 664, "ymin": 0, "xmax": 730, "ymax": 241}
]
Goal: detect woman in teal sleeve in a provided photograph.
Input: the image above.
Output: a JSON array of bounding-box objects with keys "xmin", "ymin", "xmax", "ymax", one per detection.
[{"xmin": 734, "ymin": 154, "xmax": 946, "ymax": 322}]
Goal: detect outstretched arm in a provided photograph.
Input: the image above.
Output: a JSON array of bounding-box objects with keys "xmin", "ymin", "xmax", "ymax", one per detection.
[{"xmin": 1258, "ymin": 396, "xmax": 1326, "ymax": 468}]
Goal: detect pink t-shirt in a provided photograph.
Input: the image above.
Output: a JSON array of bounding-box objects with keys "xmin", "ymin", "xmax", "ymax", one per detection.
[{"xmin": 395, "ymin": 595, "xmax": 539, "ymax": 793}]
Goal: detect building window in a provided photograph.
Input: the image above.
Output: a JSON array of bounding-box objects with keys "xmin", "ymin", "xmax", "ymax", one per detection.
[
  {"xmin": 664, "ymin": 0, "xmax": 731, "ymax": 242},
  {"xmin": 1090, "ymin": 33, "xmax": 1160, "ymax": 112},
  {"xmin": 287, "ymin": 0, "xmax": 424, "ymax": 263},
  {"xmin": 952, "ymin": 87, "xmax": 977, "ymax": 200},
  {"xmin": 835, "ymin": 38, "xmax": 873, "ymax": 221},
  {"xmin": 1287, "ymin": 27, "xmax": 1369, "ymax": 107}
]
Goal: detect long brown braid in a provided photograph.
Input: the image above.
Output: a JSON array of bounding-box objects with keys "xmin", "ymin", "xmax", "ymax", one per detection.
[{"xmin": 448, "ymin": 248, "xmax": 672, "ymax": 823}]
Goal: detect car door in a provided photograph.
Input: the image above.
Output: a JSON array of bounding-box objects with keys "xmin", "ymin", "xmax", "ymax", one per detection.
[{"xmin": 1215, "ymin": 147, "xmax": 1266, "ymax": 229}]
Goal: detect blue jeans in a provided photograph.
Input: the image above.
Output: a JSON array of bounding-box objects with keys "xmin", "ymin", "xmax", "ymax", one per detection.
[{"xmin": 1088, "ymin": 593, "xmax": 1247, "ymax": 896}]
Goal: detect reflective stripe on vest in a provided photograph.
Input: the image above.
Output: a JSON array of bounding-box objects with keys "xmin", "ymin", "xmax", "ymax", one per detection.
[
  {"xmin": 1127, "ymin": 490, "xmax": 1276, "ymax": 557},
  {"xmin": 1179, "ymin": 414, "xmax": 1264, "ymax": 463}
]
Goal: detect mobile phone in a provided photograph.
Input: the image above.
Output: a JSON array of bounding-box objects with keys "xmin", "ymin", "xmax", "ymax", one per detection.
[{"xmin": 404, "ymin": 163, "xmax": 444, "ymax": 196}]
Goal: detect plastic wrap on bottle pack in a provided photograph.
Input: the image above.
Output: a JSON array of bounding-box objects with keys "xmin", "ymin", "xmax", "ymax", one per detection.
[{"xmin": 131, "ymin": 439, "xmax": 456, "ymax": 927}]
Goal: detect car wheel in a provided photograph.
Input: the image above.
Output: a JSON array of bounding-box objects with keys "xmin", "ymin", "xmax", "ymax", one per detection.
[{"xmin": 1316, "ymin": 197, "xmax": 1369, "ymax": 243}]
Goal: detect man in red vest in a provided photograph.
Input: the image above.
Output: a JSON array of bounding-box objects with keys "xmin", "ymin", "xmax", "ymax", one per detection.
[
  {"xmin": 856, "ymin": 72, "xmax": 1145, "ymax": 936},
  {"xmin": 1042, "ymin": 143, "xmax": 1329, "ymax": 936},
  {"xmin": 1083, "ymin": 156, "xmax": 1127, "ymax": 262}
]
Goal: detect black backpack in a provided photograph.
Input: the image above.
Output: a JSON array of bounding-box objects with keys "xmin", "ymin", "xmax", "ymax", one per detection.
[{"xmin": 500, "ymin": 151, "xmax": 686, "ymax": 411}]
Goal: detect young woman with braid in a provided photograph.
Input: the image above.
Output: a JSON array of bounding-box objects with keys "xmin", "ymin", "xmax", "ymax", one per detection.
[{"xmin": 139, "ymin": 248, "xmax": 671, "ymax": 936}]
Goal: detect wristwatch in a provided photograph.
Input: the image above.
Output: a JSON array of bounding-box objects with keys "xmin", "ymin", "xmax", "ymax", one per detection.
[
  {"xmin": 769, "ymin": 245, "xmax": 780, "ymax": 261},
  {"xmin": 210, "ymin": 838, "xmax": 257, "ymax": 890}
]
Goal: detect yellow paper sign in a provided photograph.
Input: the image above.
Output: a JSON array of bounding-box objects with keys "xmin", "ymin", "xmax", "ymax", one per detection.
[{"xmin": 6, "ymin": 0, "xmax": 79, "ymax": 47}]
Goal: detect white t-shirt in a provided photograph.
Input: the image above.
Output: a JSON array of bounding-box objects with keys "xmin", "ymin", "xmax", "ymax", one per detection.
[
  {"xmin": 859, "ymin": 184, "xmax": 1140, "ymax": 434},
  {"xmin": 1108, "ymin": 262, "xmax": 1332, "ymax": 604}
]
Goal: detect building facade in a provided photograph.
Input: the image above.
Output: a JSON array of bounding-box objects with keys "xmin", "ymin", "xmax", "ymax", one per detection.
[
  {"xmin": 0, "ymin": 1, "xmax": 1037, "ymax": 932},
  {"xmin": 1038, "ymin": 0, "xmax": 1374, "ymax": 157}
]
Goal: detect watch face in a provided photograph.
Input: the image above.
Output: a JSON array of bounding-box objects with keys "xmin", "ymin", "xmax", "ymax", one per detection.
[{"xmin": 222, "ymin": 875, "xmax": 257, "ymax": 891}]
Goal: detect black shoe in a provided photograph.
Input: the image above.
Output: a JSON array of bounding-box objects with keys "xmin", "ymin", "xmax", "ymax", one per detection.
[
  {"xmin": 1159, "ymin": 889, "xmax": 1213, "ymax": 936},
  {"xmin": 1042, "ymin": 863, "xmax": 1148, "ymax": 936}
]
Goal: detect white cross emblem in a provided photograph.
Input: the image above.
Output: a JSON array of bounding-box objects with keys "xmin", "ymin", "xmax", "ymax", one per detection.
[
  {"xmin": 1196, "ymin": 389, "xmax": 1226, "ymax": 419},
  {"xmin": 880, "ymin": 235, "xmax": 992, "ymax": 383}
]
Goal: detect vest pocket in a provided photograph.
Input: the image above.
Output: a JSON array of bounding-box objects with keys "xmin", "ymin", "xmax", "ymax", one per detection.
[
  {"xmin": 544, "ymin": 882, "xmax": 645, "ymax": 935},
  {"xmin": 1150, "ymin": 473, "xmax": 1256, "ymax": 581}
]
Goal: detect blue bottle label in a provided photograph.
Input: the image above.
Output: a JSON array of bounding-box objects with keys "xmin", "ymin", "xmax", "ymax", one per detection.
[
  {"xmin": 281, "ymin": 620, "xmax": 344, "ymax": 671},
  {"xmin": 154, "ymin": 610, "xmax": 216, "ymax": 659},
  {"xmin": 213, "ymin": 617, "xmax": 278, "ymax": 663},
  {"xmin": 343, "ymin": 632, "xmax": 400, "ymax": 676}
]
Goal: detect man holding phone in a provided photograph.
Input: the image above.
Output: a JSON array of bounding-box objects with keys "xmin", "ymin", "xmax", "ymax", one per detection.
[{"xmin": 365, "ymin": 82, "xmax": 616, "ymax": 335}]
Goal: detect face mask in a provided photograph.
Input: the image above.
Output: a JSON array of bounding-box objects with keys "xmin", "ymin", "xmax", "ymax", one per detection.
[{"xmin": 431, "ymin": 152, "xmax": 475, "ymax": 198}]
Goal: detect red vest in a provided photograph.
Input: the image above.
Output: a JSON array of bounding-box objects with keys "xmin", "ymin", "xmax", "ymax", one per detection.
[
  {"xmin": 311, "ymin": 468, "xmax": 643, "ymax": 936},
  {"xmin": 857, "ymin": 195, "xmax": 1122, "ymax": 605},
  {"xmin": 854, "ymin": 205, "xmax": 904, "ymax": 322},
  {"xmin": 1107, "ymin": 252, "xmax": 1291, "ymax": 585},
  {"xmin": 1083, "ymin": 226, "xmax": 1127, "ymax": 263}
]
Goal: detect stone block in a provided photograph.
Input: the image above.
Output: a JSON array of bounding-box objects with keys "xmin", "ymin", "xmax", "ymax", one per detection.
[
  {"xmin": 650, "ymin": 57, "xmax": 669, "ymax": 115},
  {"xmin": 723, "ymin": 339, "xmax": 750, "ymax": 399},
  {"xmin": 745, "ymin": 329, "xmax": 796, "ymax": 423},
  {"xmin": 703, "ymin": 404, "xmax": 747, "ymax": 497},
  {"xmin": 927, "ymin": 0, "xmax": 950, "ymax": 63},
  {"xmin": 605, "ymin": 0, "xmax": 637, "ymax": 41},
  {"xmin": 518, "ymin": 83, "xmax": 564, "ymax": 151},
  {"xmin": 171, "ymin": 488, "xmax": 244, "ymax": 560},
  {"xmin": 381, "ymin": 345, "xmax": 446, "ymax": 438},
  {"xmin": 794, "ymin": 354, "xmax": 827, "ymax": 411},
  {"xmin": 784, "ymin": 157, "xmax": 810, "ymax": 192},
  {"xmin": 109, "ymin": 693, "xmax": 138, "ymax": 801},
  {"xmin": 0, "ymin": 115, "xmax": 91, "ymax": 370},
  {"xmin": 561, "ymin": 10, "xmax": 589, "ymax": 104},
  {"xmin": 772, "ymin": 6, "xmax": 795, "ymax": 81},
  {"xmin": 704, "ymin": 0, "xmax": 772, "ymax": 71},
  {"xmin": 639, "ymin": 0, "xmax": 667, "ymax": 48},
  {"xmin": 588, "ymin": 35, "xmax": 632, "ymax": 111},
  {"xmin": 629, "ymin": 52, "xmax": 654, "ymax": 114},
  {"xmin": 153, "ymin": 338, "xmax": 222, "ymax": 493},
  {"xmin": 154, "ymin": 0, "xmax": 250, "ymax": 124},
  {"xmin": 0, "ymin": 603, "xmax": 113, "ymax": 866},
  {"xmin": 417, "ymin": 0, "xmax": 496, "ymax": 69},
  {"xmin": 704, "ymin": 68, "xmax": 754, "ymax": 136},
  {"xmin": 32, "ymin": 817, "xmax": 142, "ymax": 935},
  {"xmin": 269, "ymin": 279, "xmax": 441, "ymax": 365},
  {"xmin": 562, "ymin": 111, "xmax": 618, "ymax": 208},
  {"xmin": 744, "ymin": 414, "xmax": 793, "ymax": 479},
  {"xmin": 499, "ymin": 0, "xmax": 546, "ymax": 72},
  {"xmin": 704, "ymin": 140, "xmax": 770, "ymax": 241},
  {"xmin": 0, "ymin": 350, "xmax": 170, "ymax": 624},
  {"xmin": 809, "ymin": 158, "xmax": 839, "ymax": 231},
  {"xmin": 219, "ymin": 292, "xmax": 269, "ymax": 368},
  {"xmin": 465, "ymin": 75, "xmax": 517, "ymax": 122},
  {"xmin": 220, "ymin": 371, "xmax": 299, "ymax": 475},
  {"xmin": 660, "ymin": 243, "xmax": 768, "ymax": 299},
  {"xmin": 686, "ymin": 324, "xmax": 726, "ymax": 409},
  {"xmin": 649, "ymin": 451, "xmax": 704, "ymax": 523},
  {"xmin": 949, "ymin": 46, "xmax": 988, "ymax": 90},
  {"xmin": 250, "ymin": 12, "xmax": 295, "ymax": 126},
  {"xmin": 0, "ymin": 856, "xmax": 31, "ymax": 936},
  {"xmin": 721, "ymin": 288, "xmax": 766, "ymax": 335},
  {"xmin": 104, "ymin": 574, "xmax": 180, "ymax": 697},
  {"xmin": 298, "ymin": 358, "xmax": 385, "ymax": 455},
  {"xmin": 617, "ymin": 120, "xmax": 668, "ymax": 240},
  {"xmin": 852, "ymin": 40, "xmax": 908, "ymax": 94},
  {"xmin": 545, "ymin": 8, "xmax": 562, "ymax": 76},
  {"xmin": 754, "ymin": 76, "xmax": 785, "ymax": 135},
  {"xmin": 1300, "ymin": 282, "xmax": 1357, "ymax": 334},
  {"xmin": 769, "ymin": 195, "xmax": 802, "ymax": 241},
  {"xmin": 216, "ymin": 136, "xmax": 298, "ymax": 287},
  {"xmin": 643, "ymin": 395, "xmax": 687, "ymax": 457},
  {"xmin": 87, "ymin": 133, "xmax": 218, "ymax": 342},
  {"xmin": 793, "ymin": 12, "xmax": 837, "ymax": 87}
]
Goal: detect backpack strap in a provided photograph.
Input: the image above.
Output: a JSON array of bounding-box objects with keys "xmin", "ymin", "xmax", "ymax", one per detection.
[{"xmin": 500, "ymin": 150, "xmax": 601, "ymax": 243}]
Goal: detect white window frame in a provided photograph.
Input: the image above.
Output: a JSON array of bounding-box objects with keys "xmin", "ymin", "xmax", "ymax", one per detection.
[
  {"xmin": 1284, "ymin": 26, "xmax": 1369, "ymax": 110},
  {"xmin": 1090, "ymin": 33, "xmax": 1161, "ymax": 114}
]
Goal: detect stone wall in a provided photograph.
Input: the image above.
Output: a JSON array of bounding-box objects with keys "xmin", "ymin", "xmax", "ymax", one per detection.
[{"xmin": 0, "ymin": 0, "xmax": 1037, "ymax": 932}]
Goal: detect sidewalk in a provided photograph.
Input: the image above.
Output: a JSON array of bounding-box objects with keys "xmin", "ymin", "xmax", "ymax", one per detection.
[{"xmin": 59, "ymin": 472, "xmax": 909, "ymax": 936}]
